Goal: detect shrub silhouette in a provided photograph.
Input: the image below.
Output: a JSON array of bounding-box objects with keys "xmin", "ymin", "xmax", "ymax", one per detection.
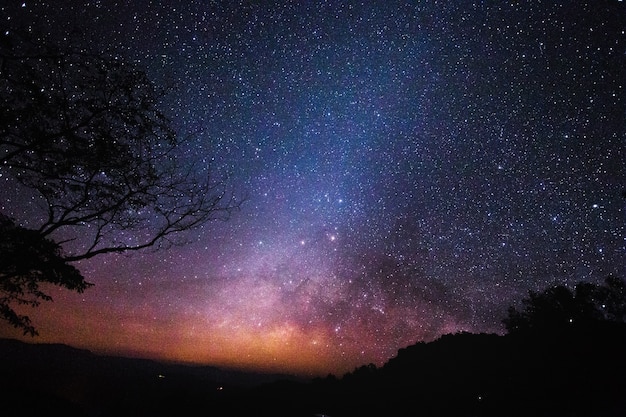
[{"xmin": 503, "ymin": 275, "xmax": 625, "ymax": 333}]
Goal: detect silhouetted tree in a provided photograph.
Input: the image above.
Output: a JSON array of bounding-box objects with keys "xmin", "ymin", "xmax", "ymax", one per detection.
[
  {"xmin": 596, "ymin": 275, "xmax": 626, "ymax": 322},
  {"xmin": 0, "ymin": 30, "xmax": 240, "ymax": 333},
  {"xmin": 0, "ymin": 215, "xmax": 91, "ymax": 336},
  {"xmin": 344, "ymin": 363, "xmax": 378, "ymax": 381},
  {"xmin": 503, "ymin": 276, "xmax": 626, "ymax": 333}
]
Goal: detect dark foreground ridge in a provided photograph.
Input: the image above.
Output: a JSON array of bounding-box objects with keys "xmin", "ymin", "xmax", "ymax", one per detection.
[{"xmin": 1, "ymin": 323, "xmax": 624, "ymax": 417}]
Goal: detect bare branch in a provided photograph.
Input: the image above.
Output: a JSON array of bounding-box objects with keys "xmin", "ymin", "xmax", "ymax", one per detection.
[{"xmin": 0, "ymin": 29, "xmax": 242, "ymax": 334}]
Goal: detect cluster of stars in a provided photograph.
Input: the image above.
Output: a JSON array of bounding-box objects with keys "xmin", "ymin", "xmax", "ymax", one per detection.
[{"xmin": 0, "ymin": 1, "xmax": 623, "ymax": 376}]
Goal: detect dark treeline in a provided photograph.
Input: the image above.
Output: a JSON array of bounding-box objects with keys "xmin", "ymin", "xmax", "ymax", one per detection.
[
  {"xmin": 307, "ymin": 324, "xmax": 625, "ymax": 417},
  {"xmin": 1, "ymin": 277, "xmax": 624, "ymax": 417}
]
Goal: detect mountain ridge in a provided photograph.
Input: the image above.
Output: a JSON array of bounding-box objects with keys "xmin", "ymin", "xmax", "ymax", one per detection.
[{"xmin": 1, "ymin": 324, "xmax": 624, "ymax": 416}]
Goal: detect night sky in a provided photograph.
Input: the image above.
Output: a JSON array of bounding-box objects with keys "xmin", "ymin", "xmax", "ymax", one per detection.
[{"xmin": 1, "ymin": 1, "xmax": 624, "ymax": 376}]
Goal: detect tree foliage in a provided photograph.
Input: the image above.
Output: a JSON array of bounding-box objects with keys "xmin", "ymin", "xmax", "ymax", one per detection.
[
  {"xmin": 0, "ymin": 31, "xmax": 239, "ymax": 333},
  {"xmin": 503, "ymin": 275, "xmax": 626, "ymax": 334},
  {"xmin": 0, "ymin": 215, "xmax": 91, "ymax": 336}
]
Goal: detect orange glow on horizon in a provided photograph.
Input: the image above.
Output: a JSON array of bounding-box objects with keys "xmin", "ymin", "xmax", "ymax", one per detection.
[{"xmin": 0, "ymin": 289, "xmax": 379, "ymax": 376}]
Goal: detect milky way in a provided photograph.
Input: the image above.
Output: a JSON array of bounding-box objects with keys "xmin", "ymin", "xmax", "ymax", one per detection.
[{"xmin": 0, "ymin": 1, "xmax": 624, "ymax": 376}]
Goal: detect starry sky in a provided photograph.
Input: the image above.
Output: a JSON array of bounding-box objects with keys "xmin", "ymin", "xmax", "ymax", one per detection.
[{"xmin": 1, "ymin": 0, "xmax": 624, "ymax": 376}]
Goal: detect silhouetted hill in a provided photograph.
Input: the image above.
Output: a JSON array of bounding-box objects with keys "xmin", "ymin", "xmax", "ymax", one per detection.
[
  {"xmin": 306, "ymin": 323, "xmax": 626, "ymax": 417},
  {"xmin": 1, "ymin": 324, "xmax": 625, "ymax": 417},
  {"xmin": 0, "ymin": 338, "xmax": 304, "ymax": 417}
]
